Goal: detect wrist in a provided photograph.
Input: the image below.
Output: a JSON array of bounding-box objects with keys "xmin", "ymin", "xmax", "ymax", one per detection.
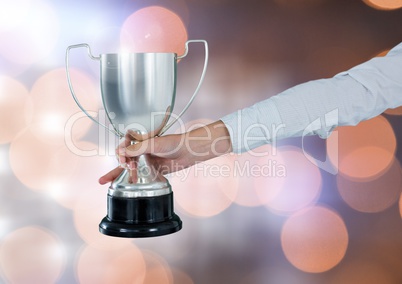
[{"xmin": 185, "ymin": 120, "xmax": 232, "ymax": 162}]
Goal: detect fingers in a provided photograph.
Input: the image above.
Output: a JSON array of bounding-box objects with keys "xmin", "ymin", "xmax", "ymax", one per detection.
[
  {"xmin": 127, "ymin": 129, "xmax": 148, "ymax": 141},
  {"xmin": 120, "ymin": 131, "xmax": 182, "ymax": 158},
  {"xmin": 122, "ymin": 137, "xmax": 155, "ymax": 157},
  {"xmin": 99, "ymin": 167, "xmax": 124, "ymax": 185},
  {"xmin": 123, "ymin": 134, "xmax": 182, "ymax": 158},
  {"xmin": 116, "ymin": 137, "xmax": 129, "ymax": 159},
  {"xmin": 117, "ymin": 130, "xmax": 150, "ymax": 157},
  {"xmin": 115, "ymin": 132, "xmax": 141, "ymax": 164}
]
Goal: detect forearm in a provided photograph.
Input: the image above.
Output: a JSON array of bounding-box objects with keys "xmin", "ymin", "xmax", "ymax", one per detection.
[{"xmin": 184, "ymin": 120, "xmax": 232, "ymax": 162}]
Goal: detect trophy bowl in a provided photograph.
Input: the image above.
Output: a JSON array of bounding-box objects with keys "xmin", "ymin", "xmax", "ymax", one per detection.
[
  {"xmin": 66, "ymin": 40, "xmax": 208, "ymax": 237},
  {"xmin": 101, "ymin": 52, "xmax": 176, "ymax": 139}
]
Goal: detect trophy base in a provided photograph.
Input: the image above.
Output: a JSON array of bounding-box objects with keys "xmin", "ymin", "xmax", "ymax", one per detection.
[{"xmin": 99, "ymin": 192, "xmax": 182, "ymax": 238}]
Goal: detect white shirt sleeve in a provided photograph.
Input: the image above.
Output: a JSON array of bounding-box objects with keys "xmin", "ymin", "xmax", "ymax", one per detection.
[{"xmin": 221, "ymin": 42, "xmax": 402, "ymax": 153}]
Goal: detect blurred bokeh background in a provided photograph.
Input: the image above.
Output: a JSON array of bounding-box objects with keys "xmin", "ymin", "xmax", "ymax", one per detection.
[{"xmin": 1, "ymin": 0, "xmax": 402, "ymax": 283}]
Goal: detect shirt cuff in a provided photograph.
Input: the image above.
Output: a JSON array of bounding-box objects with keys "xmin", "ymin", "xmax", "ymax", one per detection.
[{"xmin": 220, "ymin": 99, "xmax": 284, "ymax": 153}]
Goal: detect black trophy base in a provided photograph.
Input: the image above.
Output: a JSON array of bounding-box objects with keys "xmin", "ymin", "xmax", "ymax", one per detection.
[{"xmin": 99, "ymin": 192, "xmax": 182, "ymax": 238}]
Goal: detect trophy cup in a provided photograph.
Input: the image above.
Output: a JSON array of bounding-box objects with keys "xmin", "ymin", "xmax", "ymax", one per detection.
[{"xmin": 66, "ymin": 40, "xmax": 208, "ymax": 237}]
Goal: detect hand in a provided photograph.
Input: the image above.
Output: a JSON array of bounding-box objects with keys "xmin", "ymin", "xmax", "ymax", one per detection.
[{"xmin": 99, "ymin": 120, "xmax": 232, "ymax": 185}]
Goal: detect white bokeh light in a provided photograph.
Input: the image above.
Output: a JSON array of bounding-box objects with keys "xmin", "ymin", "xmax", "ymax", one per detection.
[
  {"xmin": 0, "ymin": 0, "xmax": 60, "ymax": 65},
  {"xmin": 0, "ymin": 0, "xmax": 32, "ymax": 31}
]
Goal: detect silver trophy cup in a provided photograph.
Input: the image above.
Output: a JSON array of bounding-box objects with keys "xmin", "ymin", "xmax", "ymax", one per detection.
[{"xmin": 66, "ymin": 40, "xmax": 208, "ymax": 237}]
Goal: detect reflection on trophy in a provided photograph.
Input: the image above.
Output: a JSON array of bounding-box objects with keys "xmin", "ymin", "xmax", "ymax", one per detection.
[{"xmin": 66, "ymin": 40, "xmax": 208, "ymax": 237}]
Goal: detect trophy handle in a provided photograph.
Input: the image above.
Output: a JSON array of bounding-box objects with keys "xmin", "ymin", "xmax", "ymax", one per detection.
[
  {"xmin": 65, "ymin": 43, "xmax": 123, "ymax": 138},
  {"xmin": 159, "ymin": 40, "xmax": 209, "ymax": 135}
]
